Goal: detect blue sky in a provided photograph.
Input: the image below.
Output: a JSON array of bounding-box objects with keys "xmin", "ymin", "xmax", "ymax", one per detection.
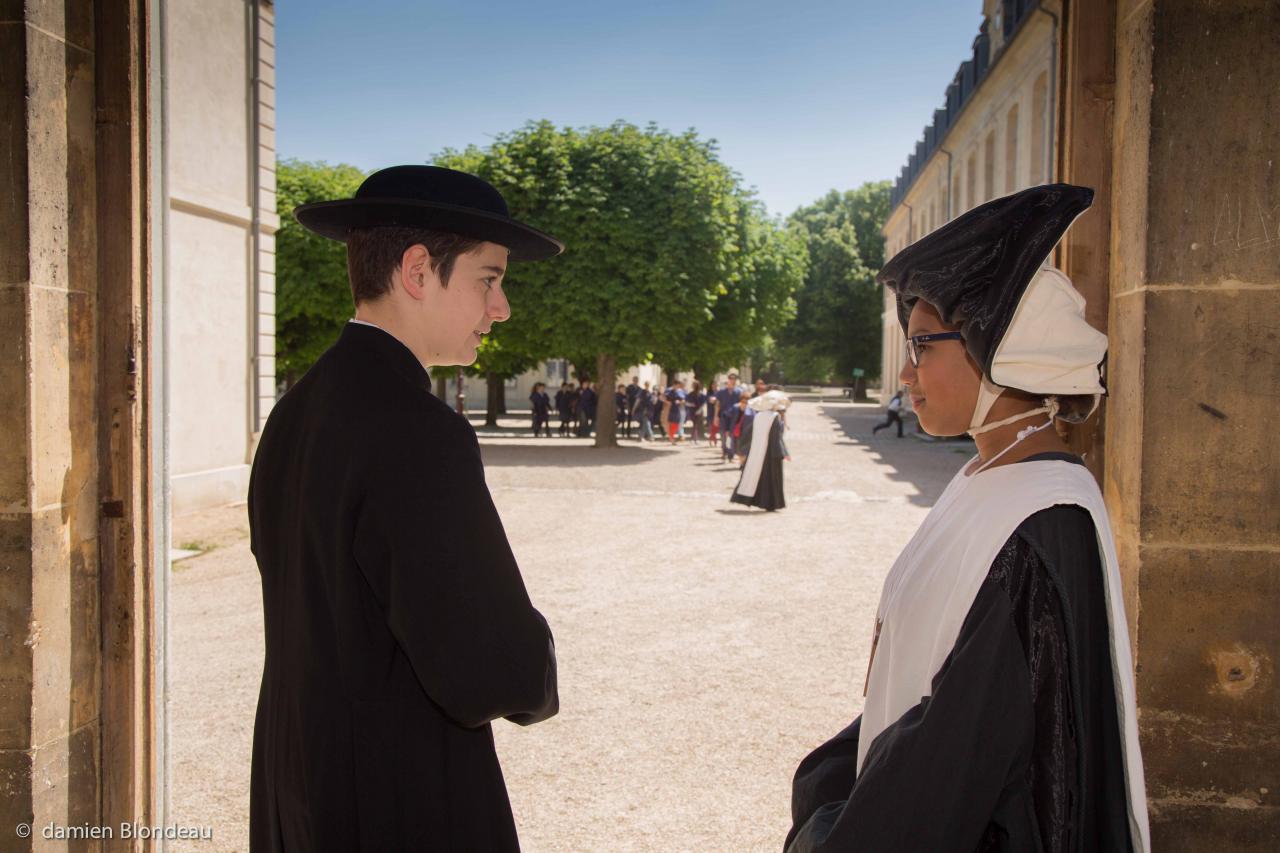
[{"xmin": 277, "ymin": 1, "xmax": 983, "ymax": 218}]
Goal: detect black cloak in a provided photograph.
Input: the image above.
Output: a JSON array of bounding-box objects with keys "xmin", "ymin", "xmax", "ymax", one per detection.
[
  {"xmin": 731, "ymin": 414, "xmax": 788, "ymax": 511},
  {"xmin": 248, "ymin": 323, "xmax": 558, "ymax": 852},
  {"xmin": 876, "ymin": 184, "xmax": 1094, "ymax": 381},
  {"xmin": 785, "ymin": 453, "xmax": 1133, "ymax": 853}
]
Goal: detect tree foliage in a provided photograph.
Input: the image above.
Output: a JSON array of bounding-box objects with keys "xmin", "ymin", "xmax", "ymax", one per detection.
[
  {"xmin": 776, "ymin": 181, "xmax": 891, "ymax": 384},
  {"xmin": 275, "ymin": 159, "xmax": 367, "ymax": 384},
  {"xmin": 437, "ymin": 120, "xmax": 802, "ymax": 445}
]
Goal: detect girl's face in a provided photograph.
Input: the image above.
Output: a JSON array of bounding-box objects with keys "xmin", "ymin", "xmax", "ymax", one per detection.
[{"xmin": 899, "ymin": 300, "xmax": 982, "ymax": 437}]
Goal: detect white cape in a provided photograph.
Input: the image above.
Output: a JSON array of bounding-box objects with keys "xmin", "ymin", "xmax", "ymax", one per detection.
[
  {"xmin": 859, "ymin": 457, "xmax": 1150, "ymax": 852},
  {"xmin": 735, "ymin": 410, "xmax": 777, "ymax": 498}
]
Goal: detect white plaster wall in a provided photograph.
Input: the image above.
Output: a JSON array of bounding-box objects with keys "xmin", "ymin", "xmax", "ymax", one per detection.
[
  {"xmin": 168, "ymin": 208, "xmax": 251, "ymax": 502},
  {"xmin": 168, "ymin": 0, "xmax": 250, "ymax": 214}
]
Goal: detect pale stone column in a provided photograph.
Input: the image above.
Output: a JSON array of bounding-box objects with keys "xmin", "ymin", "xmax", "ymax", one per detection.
[
  {"xmin": 0, "ymin": 0, "xmax": 104, "ymax": 845},
  {"xmin": 1105, "ymin": 0, "xmax": 1279, "ymax": 847}
]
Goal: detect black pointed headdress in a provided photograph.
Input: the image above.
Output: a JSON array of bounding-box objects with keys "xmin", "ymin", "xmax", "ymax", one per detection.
[{"xmin": 877, "ymin": 184, "xmax": 1095, "ymax": 381}]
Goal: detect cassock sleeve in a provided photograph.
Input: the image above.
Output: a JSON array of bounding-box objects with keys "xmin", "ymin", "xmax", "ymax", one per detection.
[
  {"xmin": 785, "ymin": 572, "xmax": 1035, "ymax": 852},
  {"xmin": 352, "ymin": 412, "xmax": 558, "ymax": 730}
]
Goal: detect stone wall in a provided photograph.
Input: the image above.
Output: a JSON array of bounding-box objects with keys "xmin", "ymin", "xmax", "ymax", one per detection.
[
  {"xmin": 0, "ymin": 0, "xmax": 104, "ymax": 843},
  {"xmin": 1104, "ymin": 0, "xmax": 1280, "ymax": 848},
  {"xmin": 1, "ymin": 1, "xmax": 154, "ymax": 847}
]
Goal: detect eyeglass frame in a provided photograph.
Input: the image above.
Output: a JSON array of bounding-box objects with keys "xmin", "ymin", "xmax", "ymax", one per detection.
[{"xmin": 906, "ymin": 331, "xmax": 964, "ymax": 368}]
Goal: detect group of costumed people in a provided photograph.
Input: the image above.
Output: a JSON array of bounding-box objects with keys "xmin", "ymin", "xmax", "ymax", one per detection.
[{"xmin": 246, "ymin": 164, "xmax": 1148, "ymax": 852}]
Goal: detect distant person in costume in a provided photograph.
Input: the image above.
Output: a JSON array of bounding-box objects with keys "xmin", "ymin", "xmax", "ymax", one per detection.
[
  {"xmin": 249, "ymin": 166, "xmax": 562, "ymax": 852},
  {"xmin": 871, "ymin": 390, "xmax": 905, "ymax": 437},
  {"xmin": 664, "ymin": 379, "xmax": 688, "ymax": 443},
  {"xmin": 687, "ymin": 381, "xmax": 708, "ymax": 444},
  {"xmin": 624, "ymin": 375, "xmax": 641, "ymax": 438},
  {"xmin": 730, "ymin": 389, "xmax": 791, "ymax": 511},
  {"xmin": 631, "ymin": 380, "xmax": 655, "ymax": 441},
  {"xmin": 555, "ymin": 381, "xmax": 572, "ymax": 436},
  {"xmin": 715, "ymin": 373, "xmax": 744, "ymax": 461},
  {"xmin": 575, "ymin": 379, "xmax": 596, "ymax": 437},
  {"xmin": 530, "ymin": 381, "xmax": 552, "ymax": 437},
  {"xmin": 785, "ymin": 185, "xmax": 1149, "ymax": 853}
]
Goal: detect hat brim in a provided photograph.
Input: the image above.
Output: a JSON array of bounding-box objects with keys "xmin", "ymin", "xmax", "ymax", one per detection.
[{"xmin": 293, "ymin": 198, "xmax": 564, "ymax": 261}]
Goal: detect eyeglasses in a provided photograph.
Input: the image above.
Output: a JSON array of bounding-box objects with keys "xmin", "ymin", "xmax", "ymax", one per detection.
[{"xmin": 906, "ymin": 331, "xmax": 963, "ymax": 367}]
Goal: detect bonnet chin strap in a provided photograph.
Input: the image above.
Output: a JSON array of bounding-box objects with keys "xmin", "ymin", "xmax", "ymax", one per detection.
[
  {"xmin": 967, "ymin": 375, "xmax": 1006, "ymax": 434},
  {"xmin": 968, "ymin": 393, "xmax": 1060, "ymax": 437}
]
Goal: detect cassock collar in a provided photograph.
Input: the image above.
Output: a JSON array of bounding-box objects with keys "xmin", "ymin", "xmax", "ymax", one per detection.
[{"xmin": 340, "ymin": 321, "xmax": 432, "ymax": 393}]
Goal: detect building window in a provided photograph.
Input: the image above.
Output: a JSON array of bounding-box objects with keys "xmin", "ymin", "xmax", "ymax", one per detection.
[
  {"xmin": 966, "ymin": 151, "xmax": 977, "ymax": 210},
  {"xmin": 984, "ymin": 130, "xmax": 996, "ymax": 200},
  {"xmin": 1031, "ymin": 71, "xmax": 1048, "ymax": 185},
  {"xmin": 1005, "ymin": 103, "xmax": 1019, "ymax": 191}
]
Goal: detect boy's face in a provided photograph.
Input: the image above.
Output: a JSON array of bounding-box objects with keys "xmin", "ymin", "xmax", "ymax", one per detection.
[{"xmin": 407, "ymin": 240, "xmax": 511, "ymax": 366}]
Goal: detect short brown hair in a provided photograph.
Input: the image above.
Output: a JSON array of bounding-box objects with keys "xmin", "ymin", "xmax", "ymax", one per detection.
[{"xmin": 346, "ymin": 227, "xmax": 483, "ymax": 304}]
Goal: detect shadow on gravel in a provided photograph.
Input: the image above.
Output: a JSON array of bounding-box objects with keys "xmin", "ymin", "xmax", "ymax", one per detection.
[
  {"xmin": 477, "ymin": 443, "xmax": 656, "ymax": 468},
  {"xmin": 819, "ymin": 402, "xmax": 972, "ymax": 507}
]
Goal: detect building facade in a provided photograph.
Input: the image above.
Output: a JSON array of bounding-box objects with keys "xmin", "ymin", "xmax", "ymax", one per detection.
[
  {"xmin": 880, "ymin": 0, "xmax": 1059, "ymax": 406},
  {"xmin": 167, "ymin": 0, "xmax": 277, "ymax": 513}
]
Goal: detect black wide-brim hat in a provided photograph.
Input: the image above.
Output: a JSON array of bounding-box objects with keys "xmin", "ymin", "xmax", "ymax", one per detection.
[
  {"xmin": 294, "ymin": 165, "xmax": 564, "ymax": 261},
  {"xmin": 876, "ymin": 183, "xmax": 1094, "ymax": 379}
]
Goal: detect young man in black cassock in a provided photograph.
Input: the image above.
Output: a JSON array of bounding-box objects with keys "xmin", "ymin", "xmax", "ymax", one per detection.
[{"xmin": 248, "ymin": 166, "xmax": 563, "ymax": 852}]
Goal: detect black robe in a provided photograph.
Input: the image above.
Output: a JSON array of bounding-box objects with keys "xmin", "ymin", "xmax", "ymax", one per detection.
[
  {"xmin": 731, "ymin": 414, "xmax": 788, "ymax": 511},
  {"xmin": 786, "ymin": 454, "xmax": 1132, "ymax": 853},
  {"xmin": 248, "ymin": 323, "xmax": 558, "ymax": 852}
]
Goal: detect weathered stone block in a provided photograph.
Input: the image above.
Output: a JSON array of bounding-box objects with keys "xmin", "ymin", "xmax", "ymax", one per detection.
[
  {"xmin": 68, "ymin": 533, "xmax": 99, "ymax": 732},
  {"xmin": 65, "ymin": 39, "xmax": 96, "ymax": 298},
  {"xmin": 0, "ymin": 287, "xmax": 31, "ymax": 510},
  {"xmin": 65, "ymin": 0, "xmax": 95, "ymax": 55},
  {"xmin": 0, "ymin": 1, "xmax": 24, "ymax": 24},
  {"xmin": 0, "ymin": 21, "xmax": 30, "ymax": 286},
  {"xmin": 1151, "ymin": 801, "xmax": 1279, "ymax": 853},
  {"xmin": 25, "ymin": 26, "xmax": 69, "ymax": 295},
  {"xmin": 0, "ymin": 745, "xmax": 34, "ymax": 848},
  {"xmin": 1102, "ymin": 289, "xmax": 1145, "ymax": 540},
  {"xmin": 1137, "ymin": 547, "xmax": 1278, "ymax": 708},
  {"xmin": 18, "ymin": 0, "xmax": 66, "ymax": 39},
  {"xmin": 29, "ymin": 286, "xmax": 74, "ymax": 513},
  {"xmin": 66, "ymin": 720, "xmax": 100, "ymax": 844},
  {"xmin": 1146, "ymin": 0, "xmax": 1280, "ymax": 287},
  {"xmin": 1109, "ymin": 0, "xmax": 1152, "ymax": 296},
  {"xmin": 65, "ymin": 289, "xmax": 96, "ymax": 545},
  {"xmin": 1140, "ymin": 289, "xmax": 1280, "ymax": 546},
  {"xmin": 30, "ymin": 507, "xmax": 72, "ymax": 749},
  {"xmin": 0, "ymin": 512, "xmax": 34, "ymax": 750}
]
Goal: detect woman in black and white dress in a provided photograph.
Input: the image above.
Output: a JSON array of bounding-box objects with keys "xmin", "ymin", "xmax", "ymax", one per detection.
[{"xmin": 786, "ymin": 185, "xmax": 1149, "ymax": 853}]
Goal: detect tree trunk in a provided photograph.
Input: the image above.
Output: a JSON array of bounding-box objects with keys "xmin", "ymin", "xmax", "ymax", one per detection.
[
  {"xmin": 593, "ymin": 352, "xmax": 618, "ymax": 448},
  {"xmin": 434, "ymin": 373, "xmax": 447, "ymax": 401},
  {"xmin": 485, "ymin": 372, "xmax": 503, "ymax": 427},
  {"xmin": 455, "ymin": 367, "xmax": 465, "ymax": 415}
]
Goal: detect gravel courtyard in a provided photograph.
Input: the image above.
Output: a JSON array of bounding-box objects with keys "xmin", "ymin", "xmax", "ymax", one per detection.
[{"xmin": 167, "ymin": 398, "xmax": 971, "ymax": 852}]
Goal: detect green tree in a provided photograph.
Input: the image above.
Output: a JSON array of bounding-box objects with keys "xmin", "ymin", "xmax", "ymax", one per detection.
[
  {"xmin": 439, "ymin": 121, "xmax": 746, "ymax": 447},
  {"xmin": 779, "ymin": 180, "xmax": 891, "ymax": 384},
  {"xmin": 275, "ymin": 159, "xmax": 366, "ymax": 385},
  {"xmin": 655, "ymin": 198, "xmax": 807, "ymax": 380}
]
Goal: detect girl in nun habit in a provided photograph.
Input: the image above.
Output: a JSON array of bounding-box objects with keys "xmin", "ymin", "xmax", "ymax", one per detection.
[
  {"xmin": 731, "ymin": 389, "xmax": 791, "ymax": 511},
  {"xmin": 785, "ymin": 185, "xmax": 1149, "ymax": 853}
]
